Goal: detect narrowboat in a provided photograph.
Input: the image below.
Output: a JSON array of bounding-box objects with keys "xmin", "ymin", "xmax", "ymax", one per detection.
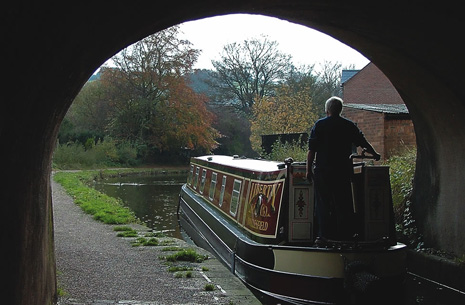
[{"xmin": 178, "ymin": 155, "xmax": 406, "ymax": 304}]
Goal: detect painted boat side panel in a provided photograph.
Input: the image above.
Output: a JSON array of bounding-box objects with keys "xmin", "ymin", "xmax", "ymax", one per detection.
[
  {"xmin": 180, "ymin": 185, "xmax": 275, "ymax": 268},
  {"xmin": 187, "ymin": 161, "xmax": 287, "ymax": 241},
  {"xmin": 242, "ymin": 179, "xmax": 285, "ymax": 238}
]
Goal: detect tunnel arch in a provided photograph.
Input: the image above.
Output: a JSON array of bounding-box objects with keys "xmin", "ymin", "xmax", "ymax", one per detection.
[{"xmin": 3, "ymin": 2, "xmax": 464, "ymax": 305}]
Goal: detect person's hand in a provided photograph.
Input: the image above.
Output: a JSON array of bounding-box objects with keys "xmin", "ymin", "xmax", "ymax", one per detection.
[{"xmin": 306, "ymin": 170, "xmax": 314, "ymax": 184}]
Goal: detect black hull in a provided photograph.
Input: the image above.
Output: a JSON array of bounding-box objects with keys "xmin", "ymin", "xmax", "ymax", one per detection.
[{"xmin": 178, "ymin": 185, "xmax": 405, "ymax": 304}]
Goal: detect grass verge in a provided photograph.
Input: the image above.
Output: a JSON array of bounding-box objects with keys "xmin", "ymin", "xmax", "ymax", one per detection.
[
  {"xmin": 53, "ymin": 168, "xmax": 187, "ymax": 225},
  {"xmin": 53, "ymin": 170, "xmax": 140, "ymax": 224}
]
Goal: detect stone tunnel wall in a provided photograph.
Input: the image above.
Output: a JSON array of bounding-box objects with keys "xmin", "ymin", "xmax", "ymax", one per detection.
[{"xmin": 2, "ymin": 1, "xmax": 465, "ymax": 305}]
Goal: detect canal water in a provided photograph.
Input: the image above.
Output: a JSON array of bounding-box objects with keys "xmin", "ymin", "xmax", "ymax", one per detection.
[
  {"xmin": 93, "ymin": 173, "xmax": 187, "ymax": 239},
  {"xmin": 93, "ymin": 173, "xmax": 465, "ymax": 305}
]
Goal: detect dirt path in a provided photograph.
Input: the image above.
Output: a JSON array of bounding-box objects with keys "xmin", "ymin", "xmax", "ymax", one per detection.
[{"xmin": 52, "ymin": 178, "xmax": 260, "ymax": 304}]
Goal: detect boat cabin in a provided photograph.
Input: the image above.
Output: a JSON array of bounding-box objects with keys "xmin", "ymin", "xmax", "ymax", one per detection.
[{"xmin": 185, "ymin": 155, "xmax": 394, "ymax": 245}]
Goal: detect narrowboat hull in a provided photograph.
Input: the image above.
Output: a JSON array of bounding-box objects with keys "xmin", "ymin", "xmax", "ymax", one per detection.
[{"xmin": 179, "ymin": 183, "xmax": 407, "ymax": 304}]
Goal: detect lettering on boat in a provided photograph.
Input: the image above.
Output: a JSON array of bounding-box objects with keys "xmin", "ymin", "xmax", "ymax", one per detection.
[
  {"xmin": 245, "ymin": 180, "xmax": 284, "ymax": 236},
  {"xmin": 251, "ymin": 218, "xmax": 269, "ymax": 231}
]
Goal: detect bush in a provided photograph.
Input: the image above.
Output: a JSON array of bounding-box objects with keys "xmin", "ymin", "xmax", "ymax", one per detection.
[
  {"xmin": 385, "ymin": 148, "xmax": 417, "ymax": 222},
  {"xmin": 116, "ymin": 141, "xmax": 138, "ymax": 166},
  {"xmin": 384, "ymin": 147, "xmax": 423, "ymax": 248},
  {"xmin": 52, "ymin": 142, "xmax": 88, "ymax": 169},
  {"xmin": 263, "ymin": 139, "xmax": 307, "ymax": 162},
  {"xmin": 53, "ymin": 139, "xmax": 138, "ymax": 169}
]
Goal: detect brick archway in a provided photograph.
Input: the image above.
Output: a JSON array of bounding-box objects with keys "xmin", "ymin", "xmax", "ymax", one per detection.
[{"xmin": 3, "ymin": 2, "xmax": 463, "ymax": 304}]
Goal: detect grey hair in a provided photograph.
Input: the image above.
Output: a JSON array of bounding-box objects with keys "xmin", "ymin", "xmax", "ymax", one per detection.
[{"xmin": 325, "ymin": 96, "xmax": 344, "ymax": 116}]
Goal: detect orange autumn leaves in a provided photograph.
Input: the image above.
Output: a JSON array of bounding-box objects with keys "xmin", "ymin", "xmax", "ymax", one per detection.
[
  {"xmin": 99, "ymin": 27, "xmax": 219, "ymax": 155},
  {"xmin": 149, "ymin": 79, "xmax": 219, "ymax": 152}
]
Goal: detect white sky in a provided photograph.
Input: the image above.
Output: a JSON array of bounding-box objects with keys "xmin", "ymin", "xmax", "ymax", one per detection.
[{"xmin": 178, "ymin": 14, "xmax": 369, "ymax": 71}]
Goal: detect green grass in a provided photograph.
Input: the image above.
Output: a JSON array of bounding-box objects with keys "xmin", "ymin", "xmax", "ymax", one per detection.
[
  {"xmin": 131, "ymin": 237, "xmax": 159, "ymax": 247},
  {"xmin": 57, "ymin": 287, "xmax": 68, "ymax": 297},
  {"xmin": 162, "ymin": 246, "xmax": 184, "ymax": 252},
  {"xmin": 56, "ymin": 270, "xmax": 68, "ymax": 297},
  {"xmin": 117, "ymin": 230, "xmax": 139, "ymax": 237},
  {"xmin": 204, "ymin": 283, "xmax": 215, "ymax": 291},
  {"xmin": 165, "ymin": 248, "xmax": 208, "ymax": 263},
  {"xmin": 54, "ymin": 170, "xmax": 138, "ymax": 224},
  {"xmin": 113, "ymin": 226, "xmax": 134, "ymax": 231},
  {"xmin": 159, "ymin": 239, "xmax": 176, "ymax": 246}
]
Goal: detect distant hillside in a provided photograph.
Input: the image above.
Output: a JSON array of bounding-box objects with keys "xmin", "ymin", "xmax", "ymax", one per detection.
[
  {"xmin": 187, "ymin": 69, "xmax": 218, "ymax": 96},
  {"xmin": 88, "ymin": 72, "xmax": 101, "ymax": 82}
]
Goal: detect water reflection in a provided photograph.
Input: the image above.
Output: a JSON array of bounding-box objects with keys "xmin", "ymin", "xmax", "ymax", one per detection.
[{"xmin": 93, "ymin": 173, "xmax": 187, "ymax": 239}]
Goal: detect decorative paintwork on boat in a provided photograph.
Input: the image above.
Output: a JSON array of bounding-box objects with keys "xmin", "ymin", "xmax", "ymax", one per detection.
[
  {"xmin": 187, "ymin": 155, "xmax": 287, "ymax": 242},
  {"xmin": 178, "ymin": 155, "xmax": 406, "ymax": 304}
]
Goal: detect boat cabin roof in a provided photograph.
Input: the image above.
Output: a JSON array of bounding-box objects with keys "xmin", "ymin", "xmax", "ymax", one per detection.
[{"xmin": 192, "ymin": 155, "xmax": 285, "ymax": 173}]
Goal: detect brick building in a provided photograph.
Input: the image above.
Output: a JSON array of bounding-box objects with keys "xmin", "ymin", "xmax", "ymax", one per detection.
[{"xmin": 341, "ymin": 63, "xmax": 416, "ymax": 160}]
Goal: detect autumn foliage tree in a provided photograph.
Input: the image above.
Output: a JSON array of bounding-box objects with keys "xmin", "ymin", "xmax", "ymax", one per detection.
[
  {"xmin": 250, "ymin": 85, "xmax": 318, "ymax": 151},
  {"xmin": 59, "ymin": 26, "xmax": 219, "ymax": 164},
  {"xmin": 97, "ymin": 26, "xmax": 219, "ymax": 161},
  {"xmin": 149, "ymin": 76, "xmax": 219, "ymax": 153}
]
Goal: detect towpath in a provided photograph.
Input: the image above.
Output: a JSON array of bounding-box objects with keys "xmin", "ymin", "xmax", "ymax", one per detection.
[{"xmin": 52, "ymin": 178, "xmax": 261, "ymax": 305}]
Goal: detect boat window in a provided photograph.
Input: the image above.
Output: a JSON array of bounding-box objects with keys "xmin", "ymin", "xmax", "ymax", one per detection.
[
  {"xmin": 194, "ymin": 166, "xmax": 200, "ymax": 189},
  {"xmin": 188, "ymin": 165, "xmax": 194, "ymax": 185},
  {"xmin": 230, "ymin": 179, "xmax": 242, "ymax": 216},
  {"xmin": 200, "ymin": 169, "xmax": 207, "ymax": 194},
  {"xmin": 209, "ymin": 172, "xmax": 217, "ymax": 200},
  {"xmin": 219, "ymin": 176, "xmax": 227, "ymax": 207}
]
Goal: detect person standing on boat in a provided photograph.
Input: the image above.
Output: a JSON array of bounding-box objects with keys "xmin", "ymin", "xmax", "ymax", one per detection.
[{"xmin": 306, "ymin": 96, "xmax": 380, "ymax": 241}]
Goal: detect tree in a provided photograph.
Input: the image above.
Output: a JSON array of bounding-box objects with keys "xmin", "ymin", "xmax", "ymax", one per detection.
[
  {"xmin": 312, "ymin": 61, "xmax": 344, "ymax": 116},
  {"xmin": 102, "ymin": 26, "xmax": 201, "ymax": 145},
  {"xmin": 61, "ymin": 26, "xmax": 220, "ymax": 162},
  {"xmin": 211, "ymin": 36, "xmax": 293, "ymax": 113},
  {"xmin": 209, "ymin": 105, "xmax": 256, "ymax": 156},
  {"xmin": 250, "ymin": 85, "xmax": 318, "ymax": 151},
  {"xmin": 58, "ymin": 80, "xmax": 108, "ymax": 144},
  {"xmin": 285, "ymin": 64, "xmax": 317, "ymax": 95},
  {"xmin": 189, "ymin": 69, "xmax": 255, "ymax": 156},
  {"xmin": 149, "ymin": 76, "xmax": 219, "ymax": 154}
]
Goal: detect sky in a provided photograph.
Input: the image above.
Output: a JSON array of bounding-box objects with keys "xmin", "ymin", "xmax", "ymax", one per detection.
[{"xmin": 178, "ymin": 14, "xmax": 370, "ymax": 71}]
